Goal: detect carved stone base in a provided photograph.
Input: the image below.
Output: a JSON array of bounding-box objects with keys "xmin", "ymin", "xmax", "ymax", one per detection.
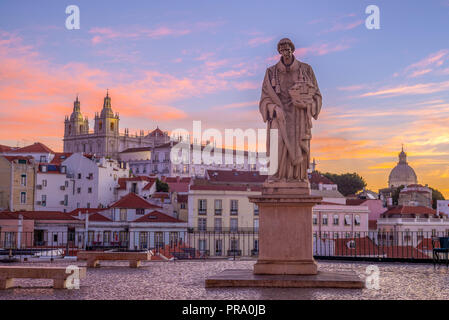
[
  {"xmin": 254, "ymin": 259, "xmax": 318, "ymax": 275},
  {"xmin": 249, "ymin": 191, "xmax": 322, "ymax": 276},
  {"xmin": 262, "ymin": 180, "xmax": 310, "ymax": 196}
]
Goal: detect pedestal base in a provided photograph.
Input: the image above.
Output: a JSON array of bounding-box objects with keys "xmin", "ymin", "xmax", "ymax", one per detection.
[
  {"xmin": 205, "ymin": 269, "xmax": 364, "ymax": 289},
  {"xmin": 254, "ymin": 259, "xmax": 317, "ymax": 275}
]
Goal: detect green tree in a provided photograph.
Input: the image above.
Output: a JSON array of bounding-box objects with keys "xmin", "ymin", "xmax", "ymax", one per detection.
[
  {"xmin": 156, "ymin": 179, "xmax": 169, "ymax": 192},
  {"xmin": 430, "ymin": 187, "xmax": 445, "ymax": 209},
  {"xmin": 321, "ymin": 172, "xmax": 367, "ymax": 197}
]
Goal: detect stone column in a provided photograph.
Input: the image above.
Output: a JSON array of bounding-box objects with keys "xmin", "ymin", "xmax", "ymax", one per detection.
[{"xmin": 249, "ymin": 181, "xmax": 321, "ymax": 275}]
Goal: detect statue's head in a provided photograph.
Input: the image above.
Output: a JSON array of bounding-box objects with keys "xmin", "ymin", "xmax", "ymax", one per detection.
[{"xmin": 277, "ymin": 38, "xmax": 295, "ymax": 62}]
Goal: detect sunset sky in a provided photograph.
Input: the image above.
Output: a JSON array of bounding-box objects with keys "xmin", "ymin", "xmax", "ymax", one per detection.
[{"xmin": 1, "ymin": 0, "xmax": 449, "ymax": 197}]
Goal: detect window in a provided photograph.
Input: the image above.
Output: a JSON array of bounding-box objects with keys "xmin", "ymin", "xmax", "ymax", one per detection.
[
  {"xmin": 77, "ymin": 187, "xmax": 81, "ymax": 194},
  {"xmin": 136, "ymin": 208, "xmax": 145, "ymax": 215},
  {"xmin": 354, "ymin": 215, "xmax": 361, "ymax": 226},
  {"xmin": 254, "ymin": 204, "xmax": 259, "ymax": 216},
  {"xmin": 154, "ymin": 232, "xmax": 163, "ymax": 248},
  {"xmin": 313, "ymin": 214, "xmax": 317, "ymax": 225},
  {"xmin": 64, "ymin": 195, "xmax": 68, "ymax": 206},
  {"xmin": 230, "ymin": 218, "xmax": 238, "ymax": 232},
  {"xmin": 120, "ymin": 209, "xmax": 127, "ymax": 222},
  {"xmin": 230, "ymin": 200, "xmax": 238, "ymax": 215},
  {"xmin": 40, "ymin": 155, "xmax": 46, "ymax": 163},
  {"xmin": 214, "ymin": 199, "xmax": 222, "ymax": 215},
  {"xmin": 214, "ymin": 218, "xmax": 222, "ymax": 232},
  {"xmin": 87, "ymin": 187, "xmax": 93, "ymax": 194},
  {"xmin": 42, "ymin": 180, "xmax": 47, "ymax": 187},
  {"xmin": 344, "ymin": 215, "xmax": 351, "ymax": 226},
  {"xmin": 65, "ymin": 181, "xmax": 69, "ymax": 188},
  {"xmin": 198, "ymin": 239, "xmax": 207, "ymax": 252},
  {"xmin": 230, "ymin": 238, "xmax": 239, "ymax": 251},
  {"xmin": 41, "ymin": 195, "xmax": 46, "ymax": 207},
  {"xmin": 20, "ymin": 192, "xmax": 26, "ymax": 204},
  {"xmin": 198, "ymin": 218, "xmax": 207, "ymax": 231},
  {"xmin": 78, "ymin": 173, "xmax": 82, "ymax": 179},
  {"xmin": 215, "ymin": 240, "xmax": 223, "ymax": 256},
  {"xmin": 87, "ymin": 203, "xmax": 91, "ymax": 208},
  {"xmin": 110, "ymin": 122, "xmax": 114, "ymax": 131},
  {"xmin": 254, "ymin": 219, "xmax": 259, "ymax": 232},
  {"xmin": 180, "ymin": 203, "xmax": 186, "ymax": 209},
  {"xmin": 21, "ymin": 174, "xmax": 27, "ymax": 186},
  {"xmin": 61, "ymin": 166, "xmax": 66, "ymax": 174},
  {"xmin": 322, "ymin": 214, "xmax": 328, "ymax": 225},
  {"xmin": 333, "ymin": 215, "xmax": 339, "ymax": 226},
  {"xmin": 41, "ymin": 165, "xmax": 47, "ymax": 173},
  {"xmin": 103, "ymin": 231, "xmax": 111, "ymax": 244},
  {"xmin": 198, "ymin": 199, "xmax": 207, "ymax": 215}
]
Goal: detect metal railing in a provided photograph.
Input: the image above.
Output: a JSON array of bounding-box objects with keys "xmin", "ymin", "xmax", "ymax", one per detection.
[{"xmin": 0, "ymin": 230, "xmax": 445, "ymax": 263}]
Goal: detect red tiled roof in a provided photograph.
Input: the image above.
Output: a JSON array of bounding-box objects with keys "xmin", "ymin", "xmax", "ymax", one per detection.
[
  {"xmin": 50, "ymin": 152, "xmax": 72, "ymax": 165},
  {"xmin": 11, "ymin": 142, "xmax": 54, "ymax": 154},
  {"xmin": 0, "ymin": 144, "xmax": 14, "ymax": 153},
  {"xmin": 88, "ymin": 213, "xmax": 112, "ymax": 222},
  {"xmin": 117, "ymin": 178, "xmax": 127, "ymax": 190},
  {"xmin": 111, "ymin": 193, "xmax": 161, "ymax": 209},
  {"xmin": 416, "ymin": 238, "xmax": 434, "ymax": 251},
  {"xmin": 309, "ymin": 171, "xmax": 335, "ymax": 185},
  {"xmin": 16, "ymin": 211, "xmax": 79, "ymax": 221},
  {"xmin": 134, "ymin": 210, "xmax": 183, "ymax": 223},
  {"xmin": 68, "ymin": 208, "xmax": 106, "ymax": 216},
  {"xmin": 142, "ymin": 179, "xmax": 157, "ymax": 191},
  {"xmin": 382, "ymin": 205, "xmax": 436, "ymax": 217},
  {"xmin": 334, "ymin": 237, "xmax": 381, "ymax": 256},
  {"xmin": 177, "ymin": 194, "xmax": 188, "ymax": 203},
  {"xmin": 206, "ymin": 170, "xmax": 267, "ymax": 184},
  {"xmin": 152, "ymin": 192, "xmax": 170, "ymax": 199},
  {"xmin": 0, "ymin": 212, "xmax": 29, "ymax": 220},
  {"xmin": 120, "ymin": 147, "xmax": 152, "ymax": 154},
  {"xmin": 346, "ymin": 199, "xmax": 368, "ymax": 206},
  {"xmin": 2, "ymin": 155, "xmax": 34, "ymax": 163},
  {"xmin": 190, "ymin": 184, "xmax": 261, "ymax": 192},
  {"xmin": 382, "ymin": 246, "xmax": 425, "ymax": 259}
]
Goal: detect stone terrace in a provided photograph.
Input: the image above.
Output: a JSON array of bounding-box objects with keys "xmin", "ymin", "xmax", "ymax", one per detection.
[{"xmin": 0, "ymin": 260, "xmax": 448, "ymax": 300}]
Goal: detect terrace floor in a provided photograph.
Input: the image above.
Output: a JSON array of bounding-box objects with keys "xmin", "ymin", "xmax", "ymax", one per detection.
[{"xmin": 0, "ymin": 259, "xmax": 448, "ymax": 300}]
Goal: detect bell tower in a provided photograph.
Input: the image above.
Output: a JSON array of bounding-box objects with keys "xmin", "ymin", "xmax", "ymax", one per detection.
[
  {"xmin": 64, "ymin": 95, "xmax": 89, "ymax": 152},
  {"xmin": 94, "ymin": 90, "xmax": 120, "ymax": 157}
]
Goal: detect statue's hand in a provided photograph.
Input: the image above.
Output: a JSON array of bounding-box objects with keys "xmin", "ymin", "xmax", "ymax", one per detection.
[{"xmin": 274, "ymin": 106, "xmax": 285, "ymax": 122}]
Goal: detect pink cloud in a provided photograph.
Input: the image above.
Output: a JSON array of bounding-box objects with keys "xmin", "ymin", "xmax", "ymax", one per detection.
[{"xmin": 248, "ymin": 36, "xmax": 274, "ymax": 47}]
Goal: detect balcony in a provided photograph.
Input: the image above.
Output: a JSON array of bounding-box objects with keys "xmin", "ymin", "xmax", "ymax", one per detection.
[
  {"xmin": 198, "ymin": 209, "xmax": 207, "ymax": 216},
  {"xmin": 36, "ymin": 185, "xmax": 42, "ymax": 190},
  {"xmin": 60, "ymin": 186, "xmax": 66, "ymax": 191},
  {"xmin": 230, "ymin": 210, "xmax": 238, "ymax": 216},
  {"xmin": 214, "ymin": 209, "xmax": 222, "ymax": 215}
]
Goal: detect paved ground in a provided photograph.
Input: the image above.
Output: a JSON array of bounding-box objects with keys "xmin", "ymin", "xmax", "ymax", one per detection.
[{"xmin": 0, "ymin": 259, "xmax": 448, "ymax": 300}]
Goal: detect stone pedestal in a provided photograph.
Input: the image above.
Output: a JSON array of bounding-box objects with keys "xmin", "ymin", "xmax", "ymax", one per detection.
[
  {"xmin": 204, "ymin": 180, "xmax": 364, "ymax": 289},
  {"xmin": 250, "ymin": 181, "xmax": 321, "ymax": 275}
]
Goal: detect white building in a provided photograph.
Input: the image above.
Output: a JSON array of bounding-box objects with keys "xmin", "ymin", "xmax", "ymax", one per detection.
[
  {"xmin": 437, "ymin": 200, "xmax": 449, "ymax": 216},
  {"xmin": 35, "ymin": 163, "xmax": 70, "ymax": 212},
  {"xmin": 62, "ymin": 153, "xmax": 129, "ymax": 210},
  {"xmin": 120, "ymin": 142, "xmax": 264, "ymax": 179}
]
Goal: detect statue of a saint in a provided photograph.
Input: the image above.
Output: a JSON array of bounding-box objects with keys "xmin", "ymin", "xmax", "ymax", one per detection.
[{"xmin": 260, "ymin": 38, "xmax": 322, "ymax": 182}]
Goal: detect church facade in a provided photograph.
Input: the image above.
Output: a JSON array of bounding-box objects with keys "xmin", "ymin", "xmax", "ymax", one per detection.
[{"xmin": 63, "ymin": 92, "xmax": 170, "ymax": 159}]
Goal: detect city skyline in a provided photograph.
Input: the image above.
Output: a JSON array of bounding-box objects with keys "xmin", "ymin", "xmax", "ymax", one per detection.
[{"xmin": 1, "ymin": 0, "xmax": 449, "ymax": 197}]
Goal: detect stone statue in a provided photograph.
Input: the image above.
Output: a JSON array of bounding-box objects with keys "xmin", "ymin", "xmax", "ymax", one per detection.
[{"xmin": 260, "ymin": 38, "xmax": 322, "ymax": 182}]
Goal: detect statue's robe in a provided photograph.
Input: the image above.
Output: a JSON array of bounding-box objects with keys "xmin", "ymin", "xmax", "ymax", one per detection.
[{"xmin": 260, "ymin": 57, "xmax": 322, "ymax": 181}]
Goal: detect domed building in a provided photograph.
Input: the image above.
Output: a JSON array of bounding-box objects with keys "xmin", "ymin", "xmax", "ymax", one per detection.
[{"xmin": 388, "ymin": 147, "xmax": 417, "ymax": 188}]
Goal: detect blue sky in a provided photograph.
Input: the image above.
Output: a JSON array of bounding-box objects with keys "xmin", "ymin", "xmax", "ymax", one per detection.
[{"xmin": 1, "ymin": 0, "xmax": 449, "ymax": 195}]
